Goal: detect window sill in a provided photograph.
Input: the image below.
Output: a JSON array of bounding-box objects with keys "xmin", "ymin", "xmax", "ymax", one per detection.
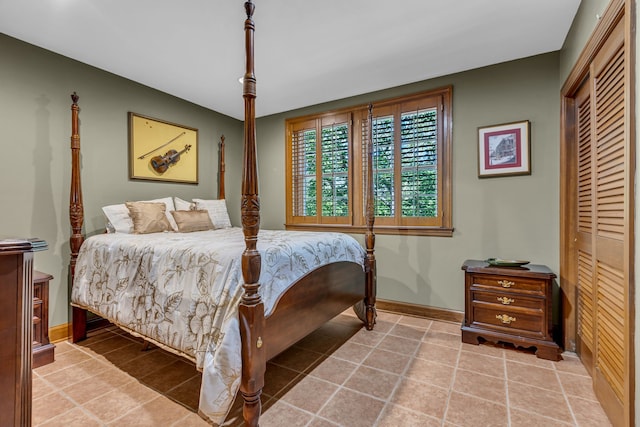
[{"xmin": 284, "ymin": 223, "xmax": 454, "ymax": 237}]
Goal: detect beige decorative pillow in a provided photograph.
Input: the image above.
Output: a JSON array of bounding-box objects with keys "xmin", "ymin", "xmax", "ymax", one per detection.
[
  {"xmin": 125, "ymin": 202, "xmax": 172, "ymax": 234},
  {"xmin": 171, "ymin": 210, "xmax": 215, "ymax": 233}
]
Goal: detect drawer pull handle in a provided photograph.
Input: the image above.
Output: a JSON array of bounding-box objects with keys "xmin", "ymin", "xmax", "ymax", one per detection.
[
  {"xmin": 497, "ymin": 296, "xmax": 514, "ymax": 305},
  {"xmin": 498, "ymin": 280, "xmax": 515, "ymax": 288},
  {"xmin": 496, "ymin": 314, "xmax": 516, "ymax": 324}
]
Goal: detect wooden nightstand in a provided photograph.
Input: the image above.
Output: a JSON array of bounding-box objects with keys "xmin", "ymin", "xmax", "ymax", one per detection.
[
  {"xmin": 33, "ymin": 271, "xmax": 55, "ymax": 368},
  {"xmin": 461, "ymin": 259, "xmax": 561, "ymax": 361}
]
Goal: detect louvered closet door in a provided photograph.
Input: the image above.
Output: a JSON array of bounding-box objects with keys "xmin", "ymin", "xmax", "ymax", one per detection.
[{"xmin": 574, "ymin": 17, "xmax": 629, "ymax": 427}]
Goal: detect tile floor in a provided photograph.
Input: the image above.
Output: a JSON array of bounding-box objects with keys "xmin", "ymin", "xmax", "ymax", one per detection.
[{"xmin": 32, "ymin": 310, "xmax": 612, "ymax": 426}]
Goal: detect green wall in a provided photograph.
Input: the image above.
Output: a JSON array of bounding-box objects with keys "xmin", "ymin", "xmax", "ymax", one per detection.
[
  {"xmin": 0, "ymin": 34, "xmax": 243, "ymax": 327},
  {"xmin": 1, "ymin": 32, "xmax": 562, "ymax": 327},
  {"xmin": 256, "ymin": 52, "xmax": 561, "ymax": 313}
]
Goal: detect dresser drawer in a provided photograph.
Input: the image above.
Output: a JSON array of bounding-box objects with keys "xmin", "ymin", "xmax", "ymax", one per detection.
[
  {"xmin": 470, "ymin": 274, "xmax": 546, "ymax": 296},
  {"xmin": 471, "ymin": 303, "xmax": 545, "ymax": 339},
  {"xmin": 472, "ymin": 290, "xmax": 543, "ymax": 310}
]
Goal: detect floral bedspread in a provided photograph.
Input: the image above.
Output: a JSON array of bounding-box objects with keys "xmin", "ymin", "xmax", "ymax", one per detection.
[{"xmin": 71, "ymin": 227, "xmax": 365, "ymax": 424}]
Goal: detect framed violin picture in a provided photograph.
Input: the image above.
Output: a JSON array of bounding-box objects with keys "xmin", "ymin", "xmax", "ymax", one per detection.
[{"xmin": 128, "ymin": 112, "xmax": 199, "ymax": 184}]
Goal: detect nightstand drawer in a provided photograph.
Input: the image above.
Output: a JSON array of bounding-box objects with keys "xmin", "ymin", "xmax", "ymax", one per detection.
[
  {"xmin": 471, "ymin": 304, "xmax": 544, "ymax": 338},
  {"xmin": 472, "ymin": 290, "xmax": 543, "ymax": 310},
  {"xmin": 471, "ymin": 274, "xmax": 545, "ymax": 295}
]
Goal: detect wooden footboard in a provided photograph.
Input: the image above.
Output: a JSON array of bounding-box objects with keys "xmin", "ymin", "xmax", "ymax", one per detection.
[{"xmin": 264, "ymin": 261, "xmax": 364, "ymax": 361}]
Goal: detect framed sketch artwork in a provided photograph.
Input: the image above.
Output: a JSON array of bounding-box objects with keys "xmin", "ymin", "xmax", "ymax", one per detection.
[
  {"xmin": 478, "ymin": 120, "xmax": 530, "ymax": 178},
  {"xmin": 128, "ymin": 112, "xmax": 199, "ymax": 183}
]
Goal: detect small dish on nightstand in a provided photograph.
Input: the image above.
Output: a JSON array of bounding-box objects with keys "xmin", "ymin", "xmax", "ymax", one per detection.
[{"xmin": 485, "ymin": 258, "xmax": 530, "ymax": 267}]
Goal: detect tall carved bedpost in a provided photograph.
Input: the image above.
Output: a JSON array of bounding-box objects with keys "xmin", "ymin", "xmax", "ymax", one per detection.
[
  {"xmin": 69, "ymin": 92, "xmax": 87, "ymax": 342},
  {"xmin": 364, "ymin": 104, "xmax": 377, "ymax": 330},
  {"xmin": 238, "ymin": 1, "xmax": 265, "ymax": 426},
  {"xmin": 218, "ymin": 135, "xmax": 226, "ymax": 199}
]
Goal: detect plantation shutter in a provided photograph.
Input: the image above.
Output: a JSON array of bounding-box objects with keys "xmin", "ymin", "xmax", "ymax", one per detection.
[{"xmin": 289, "ymin": 119, "xmax": 318, "ymax": 222}]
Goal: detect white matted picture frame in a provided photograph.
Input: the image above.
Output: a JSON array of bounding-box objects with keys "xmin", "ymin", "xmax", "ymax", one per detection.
[{"xmin": 478, "ymin": 120, "xmax": 530, "ymax": 178}]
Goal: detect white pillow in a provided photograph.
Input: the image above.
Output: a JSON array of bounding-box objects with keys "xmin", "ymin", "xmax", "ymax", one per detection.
[
  {"xmin": 102, "ymin": 197, "xmax": 177, "ymax": 233},
  {"xmin": 193, "ymin": 199, "xmax": 232, "ymax": 229},
  {"xmin": 174, "ymin": 197, "xmax": 195, "ymax": 211},
  {"xmin": 102, "ymin": 204, "xmax": 132, "ymax": 233}
]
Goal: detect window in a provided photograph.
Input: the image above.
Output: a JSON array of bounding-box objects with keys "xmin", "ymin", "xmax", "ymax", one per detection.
[{"xmin": 286, "ymin": 87, "xmax": 453, "ymax": 236}]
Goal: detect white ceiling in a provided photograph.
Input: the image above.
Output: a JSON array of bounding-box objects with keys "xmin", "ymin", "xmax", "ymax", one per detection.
[{"xmin": 0, "ymin": 0, "xmax": 581, "ymax": 120}]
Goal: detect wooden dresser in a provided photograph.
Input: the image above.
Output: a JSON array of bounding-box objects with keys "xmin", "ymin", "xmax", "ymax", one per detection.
[
  {"xmin": 33, "ymin": 271, "xmax": 55, "ymax": 368},
  {"xmin": 0, "ymin": 237, "xmax": 47, "ymax": 427},
  {"xmin": 461, "ymin": 259, "xmax": 561, "ymax": 361}
]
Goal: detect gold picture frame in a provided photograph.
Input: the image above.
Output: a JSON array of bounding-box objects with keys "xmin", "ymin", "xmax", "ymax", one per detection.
[{"xmin": 128, "ymin": 112, "xmax": 198, "ymax": 183}]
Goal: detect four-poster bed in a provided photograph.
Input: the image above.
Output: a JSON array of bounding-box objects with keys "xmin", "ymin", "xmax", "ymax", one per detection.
[{"xmin": 68, "ymin": 2, "xmax": 376, "ymax": 426}]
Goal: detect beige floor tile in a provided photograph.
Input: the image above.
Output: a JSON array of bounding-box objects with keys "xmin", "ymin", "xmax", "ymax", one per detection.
[
  {"xmin": 554, "ymin": 352, "xmax": 591, "ymax": 376},
  {"xmin": 377, "ymin": 403, "xmax": 441, "ymax": 427},
  {"xmin": 390, "ymin": 377, "xmax": 449, "ymax": 419},
  {"xmin": 363, "ymin": 348, "xmax": 411, "ymax": 375},
  {"xmin": 461, "ymin": 341, "xmax": 506, "ymax": 358},
  {"xmin": 118, "ymin": 348, "xmax": 178, "ymax": 377},
  {"xmin": 344, "ymin": 365, "xmax": 400, "ymax": 400},
  {"xmin": 430, "ymin": 320, "xmax": 463, "ymax": 335},
  {"xmin": 415, "ymin": 341, "xmax": 460, "ymax": 366},
  {"xmin": 504, "ymin": 346, "xmax": 556, "ymax": 368},
  {"xmin": 445, "ymin": 391, "xmax": 508, "ymax": 427},
  {"xmin": 423, "ymin": 329, "xmax": 462, "ymax": 349},
  {"xmin": 307, "ymin": 417, "xmax": 340, "ymax": 427},
  {"xmin": 388, "ymin": 322, "xmax": 428, "ymax": 341},
  {"xmin": 509, "ymin": 408, "xmax": 574, "ymax": 427},
  {"xmin": 139, "ymin": 359, "xmax": 198, "ymax": 393},
  {"xmin": 51, "ymin": 340, "xmax": 76, "ymax": 355},
  {"xmin": 405, "ymin": 357, "xmax": 455, "ymax": 389},
  {"xmin": 318, "ymin": 388, "xmax": 385, "ymax": 427},
  {"xmin": 262, "ymin": 363, "xmax": 301, "ymax": 397},
  {"xmin": 280, "ymin": 375, "xmax": 338, "ymax": 413},
  {"xmin": 458, "ymin": 350, "xmax": 505, "ymax": 378},
  {"xmin": 377, "ymin": 334, "xmax": 421, "ymax": 356},
  {"xmin": 293, "ymin": 332, "xmax": 341, "ymax": 354},
  {"xmin": 40, "ymin": 358, "xmax": 108, "ymax": 389},
  {"xmin": 566, "ymin": 395, "xmax": 613, "ymax": 427},
  {"xmin": 32, "ymin": 375, "xmax": 57, "ymax": 400},
  {"xmin": 376, "ymin": 310, "xmax": 403, "ymax": 323},
  {"xmin": 89, "ymin": 341, "xmax": 148, "ymax": 366},
  {"xmin": 506, "ymin": 360, "xmax": 561, "ymax": 392},
  {"xmin": 259, "ymin": 400, "xmax": 313, "ymax": 427},
  {"xmin": 330, "ymin": 341, "xmax": 373, "ymax": 363},
  {"xmin": 370, "ymin": 319, "xmax": 396, "ymax": 333},
  {"xmin": 61, "ymin": 367, "xmax": 134, "ymax": 405},
  {"xmin": 82, "ymin": 380, "xmax": 158, "ymax": 423},
  {"xmin": 308, "ymin": 356, "xmax": 358, "ymax": 385},
  {"xmin": 349, "ymin": 328, "xmax": 385, "ymax": 347},
  {"xmin": 33, "ymin": 347, "xmax": 93, "ymax": 376},
  {"xmin": 508, "ymin": 381, "xmax": 574, "ymax": 424},
  {"xmin": 270, "ymin": 345, "xmax": 324, "ymax": 373},
  {"xmin": 38, "ymin": 407, "xmax": 102, "ymax": 427},
  {"xmin": 76, "ymin": 333, "xmax": 139, "ymax": 355},
  {"xmin": 453, "ymin": 368, "xmax": 506, "ymax": 404},
  {"xmin": 398, "ymin": 315, "xmax": 433, "ymax": 329},
  {"xmin": 557, "ymin": 371, "xmax": 598, "ymax": 401},
  {"xmin": 165, "ymin": 373, "xmax": 202, "ymax": 411},
  {"xmin": 107, "ymin": 395, "xmax": 193, "ymax": 426},
  {"xmin": 174, "ymin": 411, "xmax": 215, "ymax": 426},
  {"xmin": 32, "ymin": 392, "xmax": 78, "ymax": 425}
]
